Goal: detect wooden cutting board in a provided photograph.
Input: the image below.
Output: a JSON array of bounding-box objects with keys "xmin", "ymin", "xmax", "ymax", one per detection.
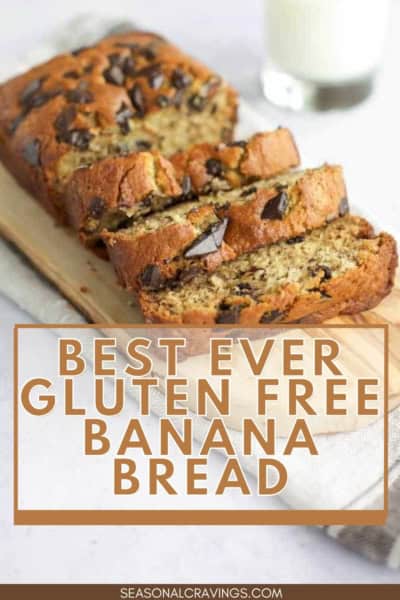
[{"xmin": 1, "ymin": 164, "xmax": 400, "ymax": 405}]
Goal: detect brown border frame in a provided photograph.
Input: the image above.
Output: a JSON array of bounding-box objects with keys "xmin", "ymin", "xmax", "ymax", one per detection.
[{"xmin": 14, "ymin": 323, "xmax": 389, "ymax": 526}]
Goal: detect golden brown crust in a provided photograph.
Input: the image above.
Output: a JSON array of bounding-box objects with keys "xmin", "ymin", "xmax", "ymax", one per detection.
[
  {"xmin": 170, "ymin": 128, "xmax": 300, "ymax": 193},
  {"xmin": 0, "ymin": 30, "xmax": 237, "ymax": 221},
  {"xmin": 138, "ymin": 225, "xmax": 398, "ymax": 325},
  {"xmin": 65, "ymin": 127, "xmax": 300, "ymax": 242},
  {"xmin": 103, "ymin": 164, "xmax": 346, "ymax": 291}
]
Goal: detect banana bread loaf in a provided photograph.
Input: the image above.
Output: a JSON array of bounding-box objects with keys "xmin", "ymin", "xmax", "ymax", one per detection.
[
  {"xmin": 138, "ymin": 216, "xmax": 397, "ymax": 325},
  {"xmin": 65, "ymin": 127, "xmax": 300, "ymax": 246},
  {"xmin": 103, "ymin": 164, "xmax": 347, "ymax": 291},
  {"xmin": 0, "ymin": 30, "xmax": 237, "ymax": 222}
]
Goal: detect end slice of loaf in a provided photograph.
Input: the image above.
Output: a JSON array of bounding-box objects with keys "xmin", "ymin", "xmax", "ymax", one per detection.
[
  {"xmin": 138, "ymin": 216, "xmax": 398, "ymax": 325},
  {"xmin": 103, "ymin": 164, "xmax": 347, "ymax": 291},
  {"xmin": 65, "ymin": 127, "xmax": 300, "ymax": 246}
]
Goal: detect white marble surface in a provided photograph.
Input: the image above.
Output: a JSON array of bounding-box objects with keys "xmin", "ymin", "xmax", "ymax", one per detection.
[{"xmin": 1, "ymin": 0, "xmax": 400, "ymax": 584}]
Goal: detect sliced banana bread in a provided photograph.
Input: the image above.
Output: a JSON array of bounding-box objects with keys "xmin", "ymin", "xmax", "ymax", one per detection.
[
  {"xmin": 0, "ymin": 31, "xmax": 237, "ymax": 222},
  {"xmin": 103, "ymin": 164, "xmax": 347, "ymax": 291},
  {"xmin": 65, "ymin": 128, "xmax": 300, "ymax": 245},
  {"xmin": 138, "ymin": 216, "xmax": 397, "ymax": 325}
]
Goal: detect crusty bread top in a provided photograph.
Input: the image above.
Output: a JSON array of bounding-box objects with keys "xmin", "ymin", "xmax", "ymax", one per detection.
[{"xmin": 0, "ymin": 30, "xmax": 237, "ymax": 205}]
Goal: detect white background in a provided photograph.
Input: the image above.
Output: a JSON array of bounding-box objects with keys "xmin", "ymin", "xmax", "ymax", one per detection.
[{"xmin": 1, "ymin": 0, "xmax": 400, "ymax": 584}]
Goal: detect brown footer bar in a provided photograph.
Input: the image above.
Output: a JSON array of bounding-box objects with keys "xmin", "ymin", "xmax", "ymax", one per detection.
[{"xmin": 0, "ymin": 584, "xmax": 399, "ymax": 599}]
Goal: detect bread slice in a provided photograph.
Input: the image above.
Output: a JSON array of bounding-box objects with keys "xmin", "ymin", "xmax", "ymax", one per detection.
[
  {"xmin": 103, "ymin": 164, "xmax": 347, "ymax": 291},
  {"xmin": 65, "ymin": 128, "xmax": 300, "ymax": 246},
  {"xmin": 138, "ymin": 216, "xmax": 398, "ymax": 325}
]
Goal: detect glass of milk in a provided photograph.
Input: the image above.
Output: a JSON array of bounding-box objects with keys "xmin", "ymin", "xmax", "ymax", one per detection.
[{"xmin": 261, "ymin": 0, "xmax": 391, "ymax": 111}]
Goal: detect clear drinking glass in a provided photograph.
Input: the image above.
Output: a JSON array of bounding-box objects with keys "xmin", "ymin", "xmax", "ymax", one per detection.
[{"xmin": 261, "ymin": 0, "xmax": 391, "ymax": 111}]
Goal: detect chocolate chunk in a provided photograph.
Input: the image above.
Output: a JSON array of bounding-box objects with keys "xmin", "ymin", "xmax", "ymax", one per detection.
[
  {"xmin": 116, "ymin": 102, "xmax": 134, "ymax": 134},
  {"xmin": 89, "ymin": 197, "xmax": 105, "ymax": 219},
  {"xmin": 21, "ymin": 85, "xmax": 61, "ymax": 111},
  {"xmin": 261, "ymin": 191, "xmax": 288, "ymax": 220},
  {"xmin": 188, "ymin": 94, "xmax": 206, "ymax": 112},
  {"xmin": 235, "ymin": 282, "xmax": 252, "ymax": 296},
  {"xmin": 139, "ymin": 265, "xmax": 165, "ymax": 290},
  {"xmin": 184, "ymin": 218, "xmax": 228, "ymax": 258},
  {"xmin": 29, "ymin": 94, "xmax": 51, "ymax": 108},
  {"xmin": 122, "ymin": 56, "xmax": 136, "ymax": 77},
  {"xmin": 54, "ymin": 105, "xmax": 77, "ymax": 133},
  {"xmin": 83, "ymin": 64, "xmax": 94, "ymax": 74},
  {"xmin": 60, "ymin": 128, "xmax": 93, "ymax": 150},
  {"xmin": 309, "ymin": 288, "xmax": 332, "ymax": 299},
  {"xmin": 148, "ymin": 70, "xmax": 164, "ymax": 89},
  {"xmin": 240, "ymin": 186, "xmax": 257, "ymax": 197},
  {"xmin": 9, "ymin": 112, "xmax": 26, "ymax": 135},
  {"xmin": 22, "ymin": 139, "xmax": 41, "ymax": 167},
  {"xmin": 140, "ymin": 46, "xmax": 156, "ymax": 60},
  {"xmin": 181, "ymin": 175, "xmax": 192, "ymax": 196},
  {"xmin": 259, "ymin": 310, "xmax": 284, "ymax": 324},
  {"xmin": 103, "ymin": 65, "xmax": 125, "ymax": 86},
  {"xmin": 29, "ymin": 90, "xmax": 61, "ymax": 109},
  {"xmin": 71, "ymin": 46, "xmax": 89, "ymax": 56},
  {"xmin": 227, "ymin": 140, "xmax": 247, "ymax": 148},
  {"xmin": 320, "ymin": 265, "xmax": 332, "ymax": 280},
  {"xmin": 339, "ymin": 196, "xmax": 349, "ymax": 217},
  {"xmin": 19, "ymin": 77, "xmax": 45, "ymax": 105},
  {"xmin": 216, "ymin": 304, "xmax": 241, "ymax": 324},
  {"xmin": 309, "ymin": 264, "xmax": 332, "ymax": 281},
  {"xmin": 129, "ymin": 83, "xmax": 146, "ymax": 117},
  {"xmin": 287, "ymin": 235, "xmax": 305, "ymax": 245},
  {"xmin": 171, "ymin": 68, "xmax": 191, "ymax": 89},
  {"xmin": 156, "ymin": 94, "xmax": 170, "ymax": 108},
  {"xmin": 205, "ymin": 158, "xmax": 223, "ymax": 177},
  {"xmin": 63, "ymin": 70, "xmax": 80, "ymax": 79},
  {"xmin": 135, "ymin": 139, "xmax": 152, "ymax": 150},
  {"xmin": 141, "ymin": 194, "xmax": 154, "ymax": 207},
  {"xmin": 135, "ymin": 63, "xmax": 164, "ymax": 88},
  {"xmin": 65, "ymin": 85, "xmax": 94, "ymax": 104}
]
